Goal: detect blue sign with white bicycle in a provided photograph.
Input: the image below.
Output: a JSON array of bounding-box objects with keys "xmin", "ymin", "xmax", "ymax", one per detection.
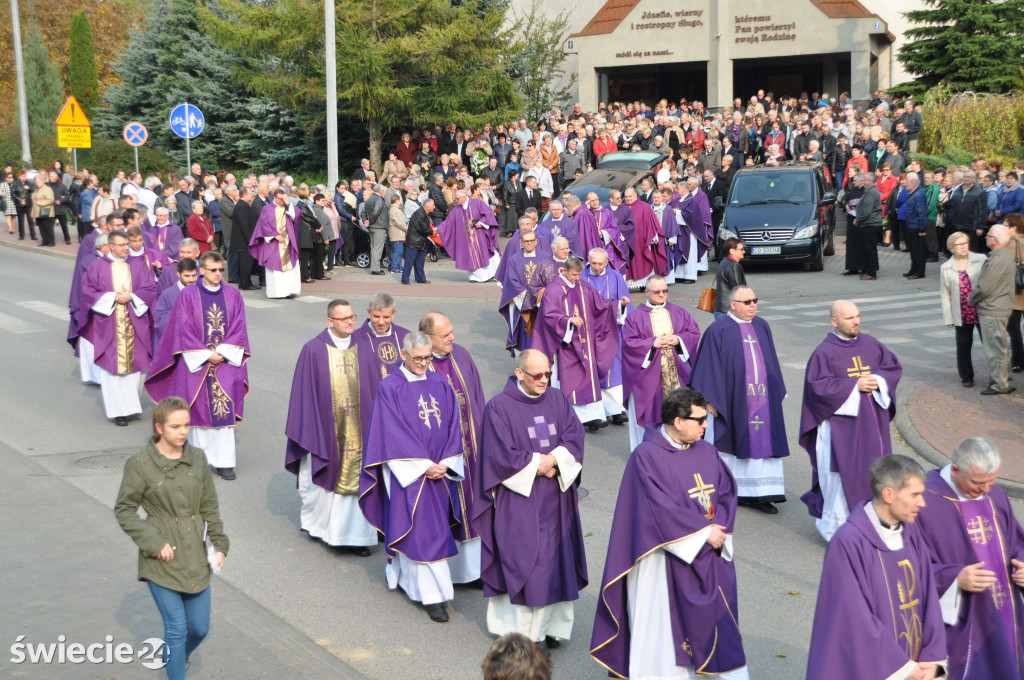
[{"xmin": 169, "ymin": 104, "xmax": 205, "ymax": 139}]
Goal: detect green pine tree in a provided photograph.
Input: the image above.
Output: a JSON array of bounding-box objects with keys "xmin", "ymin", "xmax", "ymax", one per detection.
[
  {"xmin": 503, "ymin": 0, "xmax": 577, "ymax": 122},
  {"xmin": 68, "ymin": 11, "xmax": 100, "ymax": 120},
  {"xmin": 22, "ymin": 21, "xmax": 63, "ymax": 150},
  {"xmin": 99, "ymin": 0, "xmax": 311, "ymax": 172},
  {"xmin": 897, "ymin": 0, "xmax": 1024, "ymax": 96}
]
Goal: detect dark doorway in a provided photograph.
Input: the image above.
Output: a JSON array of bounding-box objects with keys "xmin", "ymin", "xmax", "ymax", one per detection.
[
  {"xmin": 732, "ymin": 54, "xmax": 848, "ymax": 102},
  {"xmin": 599, "ymin": 61, "xmax": 707, "ymax": 106}
]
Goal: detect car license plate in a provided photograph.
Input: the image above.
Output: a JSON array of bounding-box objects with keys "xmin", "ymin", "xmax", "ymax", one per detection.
[{"xmin": 750, "ymin": 246, "xmax": 781, "ymax": 255}]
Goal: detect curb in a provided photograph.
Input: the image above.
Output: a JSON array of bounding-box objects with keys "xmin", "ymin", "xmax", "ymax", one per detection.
[
  {"xmin": 895, "ymin": 385, "xmax": 1024, "ymax": 500},
  {"xmin": 0, "ymin": 237, "xmax": 76, "ymax": 262}
]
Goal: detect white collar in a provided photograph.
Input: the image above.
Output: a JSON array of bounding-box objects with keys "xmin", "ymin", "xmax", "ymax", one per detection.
[
  {"xmin": 645, "ymin": 301, "xmax": 666, "ymax": 308},
  {"xmin": 370, "ymin": 325, "xmax": 393, "ymax": 338},
  {"xmin": 129, "ymin": 247, "xmax": 145, "ymax": 256},
  {"xmin": 659, "ymin": 425, "xmax": 690, "ymax": 449},
  {"xmin": 201, "ymin": 281, "xmax": 221, "ymax": 292},
  {"xmin": 176, "ymin": 281, "xmax": 186, "ymax": 291},
  {"xmin": 107, "ymin": 254, "xmax": 127, "ymax": 262},
  {"xmin": 327, "ymin": 327, "xmax": 351, "ymax": 348},
  {"xmin": 516, "ymin": 381, "xmax": 541, "ymax": 399},
  {"xmin": 940, "ymin": 464, "xmax": 972, "ymax": 501},
  {"xmin": 559, "ymin": 274, "xmax": 576, "ymax": 288},
  {"xmin": 727, "ymin": 311, "xmax": 751, "ymax": 324},
  {"xmin": 399, "ymin": 364, "xmax": 427, "ymax": 381},
  {"xmin": 866, "ymin": 501, "xmax": 904, "ymax": 550},
  {"xmin": 832, "ymin": 331, "xmax": 854, "ymax": 341},
  {"xmin": 523, "ymin": 251, "xmax": 537, "ymax": 258}
]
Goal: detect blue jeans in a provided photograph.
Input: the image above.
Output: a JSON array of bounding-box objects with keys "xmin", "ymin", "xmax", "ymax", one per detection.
[
  {"xmin": 834, "ymin": 171, "xmax": 844, "ymax": 191},
  {"xmin": 402, "ymin": 248, "xmax": 427, "ymax": 283},
  {"xmin": 147, "ymin": 581, "xmax": 211, "ymax": 680},
  {"xmin": 390, "ymin": 241, "xmax": 404, "ymax": 272},
  {"xmin": 714, "ymin": 311, "xmax": 727, "ymax": 320}
]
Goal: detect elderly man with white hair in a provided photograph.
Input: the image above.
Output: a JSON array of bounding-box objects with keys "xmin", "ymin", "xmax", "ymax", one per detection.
[
  {"xmin": 969, "ymin": 223, "xmax": 1016, "ymax": 395},
  {"xmin": 900, "ymin": 173, "xmax": 929, "ymax": 279},
  {"xmin": 916, "ymin": 437, "xmax": 1024, "ymax": 678},
  {"xmin": 436, "ymin": 188, "xmax": 500, "ymax": 282}
]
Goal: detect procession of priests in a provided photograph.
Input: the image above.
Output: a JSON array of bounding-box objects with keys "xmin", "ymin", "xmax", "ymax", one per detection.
[{"xmin": 63, "ymin": 199, "xmax": 1022, "ymax": 677}]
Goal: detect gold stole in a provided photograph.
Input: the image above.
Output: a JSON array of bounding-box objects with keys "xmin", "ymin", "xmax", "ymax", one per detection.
[
  {"xmin": 276, "ymin": 205, "xmax": 293, "ymax": 271},
  {"xmin": 650, "ymin": 307, "xmax": 680, "ymax": 396},
  {"xmin": 327, "ymin": 343, "xmax": 362, "ymax": 493},
  {"xmin": 111, "ymin": 261, "xmax": 135, "ymax": 375}
]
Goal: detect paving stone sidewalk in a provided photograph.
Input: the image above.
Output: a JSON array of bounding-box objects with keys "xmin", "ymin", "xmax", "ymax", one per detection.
[{"xmin": 0, "ymin": 442, "xmax": 367, "ymax": 680}]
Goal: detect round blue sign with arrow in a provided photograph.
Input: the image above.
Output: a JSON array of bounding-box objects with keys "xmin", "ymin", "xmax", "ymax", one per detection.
[
  {"xmin": 169, "ymin": 104, "xmax": 205, "ymax": 139},
  {"xmin": 123, "ymin": 122, "xmax": 148, "ymax": 147}
]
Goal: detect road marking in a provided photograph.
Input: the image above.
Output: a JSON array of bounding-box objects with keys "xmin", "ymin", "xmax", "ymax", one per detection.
[
  {"xmin": 879, "ymin": 320, "xmax": 947, "ymax": 331},
  {"xmin": 759, "ymin": 315, "xmax": 794, "ymax": 321},
  {"xmin": 769, "ymin": 292, "xmax": 938, "ymax": 311},
  {"xmin": 241, "ymin": 298, "xmax": 279, "ymax": 309},
  {"xmin": 875, "ymin": 336, "xmax": 914, "ymax": 343},
  {"xmin": 16, "ymin": 300, "xmax": 68, "ymax": 321},
  {"xmin": 924, "ymin": 331, "xmax": 953, "ymax": 339},
  {"xmin": 0, "ymin": 311, "xmax": 44, "ymax": 334},
  {"xmin": 856, "ymin": 309, "xmax": 946, "ymax": 321},
  {"xmin": 783, "ymin": 361, "xmax": 808, "ymax": 371},
  {"xmin": 295, "ymin": 295, "xmax": 324, "ymax": 304}
]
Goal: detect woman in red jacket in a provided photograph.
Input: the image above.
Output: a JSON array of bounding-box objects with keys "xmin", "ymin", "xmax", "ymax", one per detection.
[
  {"xmin": 875, "ymin": 163, "xmax": 899, "ymax": 248},
  {"xmin": 186, "ymin": 200, "xmax": 215, "ymax": 254},
  {"xmin": 844, "ymin": 146, "xmax": 869, "ymax": 188}
]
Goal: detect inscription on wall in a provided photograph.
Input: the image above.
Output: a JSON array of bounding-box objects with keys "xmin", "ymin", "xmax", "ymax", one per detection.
[
  {"xmin": 616, "ymin": 8, "xmax": 704, "ymax": 58},
  {"xmin": 734, "ymin": 14, "xmax": 796, "ymax": 44}
]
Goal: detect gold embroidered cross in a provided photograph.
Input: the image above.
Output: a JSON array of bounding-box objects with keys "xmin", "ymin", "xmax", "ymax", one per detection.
[
  {"xmin": 847, "ymin": 356, "xmax": 871, "ymax": 377},
  {"xmin": 966, "ymin": 516, "xmax": 993, "ymax": 545},
  {"xmin": 750, "ymin": 416, "xmax": 765, "ymax": 432},
  {"xmin": 688, "ymin": 473, "xmax": 715, "ymax": 518}
]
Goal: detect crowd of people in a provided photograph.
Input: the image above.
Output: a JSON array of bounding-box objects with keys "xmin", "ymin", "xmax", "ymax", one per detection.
[{"xmin": 31, "ymin": 87, "xmax": 1022, "ymax": 680}]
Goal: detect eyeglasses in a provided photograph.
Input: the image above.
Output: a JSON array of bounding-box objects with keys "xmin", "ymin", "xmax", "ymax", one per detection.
[
  {"xmin": 734, "ymin": 298, "xmax": 758, "ymax": 305},
  {"xmin": 202, "ymin": 267, "xmax": 225, "ymax": 272},
  {"xmin": 681, "ymin": 414, "xmax": 708, "ymax": 425},
  {"xmin": 329, "ymin": 315, "xmax": 356, "ymax": 322},
  {"xmin": 520, "ymin": 370, "xmax": 552, "ymax": 380},
  {"xmin": 648, "ymin": 288, "xmax": 669, "ymax": 295},
  {"xmin": 109, "ymin": 241, "xmax": 129, "ymax": 248},
  {"xmin": 408, "ymin": 355, "xmax": 432, "ymax": 364},
  {"xmin": 952, "ymin": 241, "xmax": 970, "ymax": 247}
]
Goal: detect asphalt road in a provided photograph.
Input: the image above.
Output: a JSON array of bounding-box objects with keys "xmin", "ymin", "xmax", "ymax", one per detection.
[{"xmin": 0, "ymin": 239, "xmax": 1018, "ymax": 680}]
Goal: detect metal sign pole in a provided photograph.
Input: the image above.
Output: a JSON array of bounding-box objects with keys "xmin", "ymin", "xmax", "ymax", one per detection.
[
  {"xmin": 134, "ymin": 147, "xmax": 139, "ymax": 174},
  {"xmin": 72, "ymin": 149, "xmax": 78, "ymax": 173},
  {"xmin": 186, "ymin": 136, "xmax": 191, "ymax": 175}
]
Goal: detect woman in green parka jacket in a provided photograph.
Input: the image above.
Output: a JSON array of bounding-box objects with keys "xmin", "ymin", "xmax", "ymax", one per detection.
[{"xmin": 115, "ymin": 397, "xmax": 229, "ymax": 680}]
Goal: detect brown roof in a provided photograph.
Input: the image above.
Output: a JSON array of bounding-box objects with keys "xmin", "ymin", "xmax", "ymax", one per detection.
[
  {"xmin": 570, "ymin": 0, "xmax": 642, "ymax": 37},
  {"xmin": 571, "ymin": 0, "xmax": 882, "ymax": 38}
]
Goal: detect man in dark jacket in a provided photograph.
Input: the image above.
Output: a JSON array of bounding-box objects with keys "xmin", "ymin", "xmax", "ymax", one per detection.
[
  {"xmin": 945, "ymin": 170, "xmax": 988, "ymax": 252},
  {"xmin": 46, "ymin": 171, "xmax": 72, "ymax": 244},
  {"xmin": 853, "ymin": 173, "xmax": 883, "ymax": 280},
  {"xmin": 427, "ymin": 173, "xmax": 448, "ymax": 226},
  {"xmin": 901, "ymin": 174, "xmax": 929, "ymax": 279},
  {"xmin": 219, "ymin": 185, "xmax": 238, "ymax": 282},
  {"xmin": 402, "ymin": 198, "xmax": 435, "ymax": 284},
  {"xmin": 232, "ymin": 187, "xmax": 260, "ymax": 290},
  {"xmin": 515, "ymin": 176, "xmax": 542, "ymax": 221},
  {"xmin": 714, "ymin": 237, "xmax": 747, "ymax": 318},
  {"xmin": 701, "ymin": 169, "xmax": 728, "ymax": 231},
  {"xmin": 362, "ymin": 184, "xmax": 389, "ymax": 275}
]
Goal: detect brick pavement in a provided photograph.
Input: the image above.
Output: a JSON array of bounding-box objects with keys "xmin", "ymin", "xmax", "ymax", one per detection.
[{"xmin": 0, "ymin": 442, "xmax": 367, "ymax": 680}]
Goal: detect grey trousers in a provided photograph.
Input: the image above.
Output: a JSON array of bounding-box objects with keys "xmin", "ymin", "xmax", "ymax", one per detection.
[
  {"xmin": 979, "ymin": 314, "xmax": 1011, "ymax": 391},
  {"xmin": 369, "ymin": 228, "xmax": 387, "ymax": 272}
]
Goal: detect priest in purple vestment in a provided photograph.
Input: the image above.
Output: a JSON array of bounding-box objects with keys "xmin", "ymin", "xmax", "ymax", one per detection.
[
  {"xmin": 248, "ymin": 188, "xmax": 301, "ymax": 298},
  {"xmin": 584, "ymin": 192, "xmax": 629, "ymax": 275},
  {"xmin": 474, "ymin": 350, "xmax": 587, "ymax": 653},
  {"xmin": 436, "ymin": 190, "xmax": 500, "ymax": 282},
  {"xmin": 494, "ymin": 215, "xmax": 552, "ymax": 288},
  {"xmin": 532, "ymin": 256, "xmax": 621, "ymax": 431},
  {"xmin": 128, "ymin": 226, "xmax": 171, "ymax": 282},
  {"xmin": 915, "ymin": 437, "xmax": 1024, "ymax": 680},
  {"xmin": 799, "ymin": 300, "xmax": 903, "ymax": 540},
  {"xmin": 580, "ymin": 248, "xmax": 632, "ymax": 425},
  {"xmin": 650, "ymin": 189, "xmax": 684, "ymax": 283},
  {"xmin": 79, "ymin": 230, "xmax": 158, "ymax": 425},
  {"xmin": 358, "ymin": 332, "xmax": 464, "ymax": 623},
  {"xmin": 284, "ymin": 299, "xmax": 376, "ymax": 553},
  {"xmin": 807, "ymin": 455, "xmax": 948, "ymax": 680},
  {"xmin": 689, "ymin": 285, "xmax": 788, "ymax": 513},
  {"xmin": 157, "ymin": 238, "xmax": 200, "ymax": 295},
  {"xmin": 497, "ymin": 224, "xmax": 546, "ymax": 355},
  {"xmin": 152, "ymin": 258, "xmax": 197, "ymax": 349},
  {"xmin": 146, "ymin": 251, "xmax": 250, "ymax": 480},
  {"xmin": 68, "ymin": 231, "xmax": 108, "ymax": 371},
  {"xmin": 622, "ymin": 276, "xmax": 701, "ymax": 451},
  {"xmin": 623, "ymin": 187, "xmax": 668, "ymax": 288},
  {"xmin": 672, "ymin": 177, "xmax": 714, "ymax": 284},
  {"xmin": 351, "ymin": 293, "xmax": 410, "ymax": 396},
  {"xmin": 592, "ymin": 388, "xmax": 749, "ymax": 680},
  {"xmin": 422, "ymin": 312, "xmax": 486, "ymax": 585},
  {"xmin": 609, "ymin": 190, "xmax": 635, "ymax": 257},
  {"xmin": 538, "ymin": 200, "xmax": 580, "ymax": 257},
  {"xmin": 144, "ymin": 207, "xmax": 184, "ymax": 262}
]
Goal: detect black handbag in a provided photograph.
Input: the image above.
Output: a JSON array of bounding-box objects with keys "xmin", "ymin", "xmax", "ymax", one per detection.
[{"xmin": 1015, "ymin": 262, "xmax": 1024, "ymax": 294}]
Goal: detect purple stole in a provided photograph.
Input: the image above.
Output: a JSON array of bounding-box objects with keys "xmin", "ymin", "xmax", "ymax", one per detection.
[
  {"xmin": 877, "ymin": 541, "xmax": 928, "ymax": 661},
  {"xmin": 554, "ymin": 281, "xmax": 600, "ymax": 405},
  {"xmin": 198, "ymin": 285, "xmax": 236, "ymax": 427},
  {"xmin": 580, "ymin": 267, "xmax": 630, "ymax": 390},
  {"xmin": 738, "ymin": 323, "xmax": 773, "ymax": 459},
  {"xmin": 437, "ymin": 199, "xmax": 499, "ymax": 272},
  {"xmin": 364, "ymin": 330, "xmax": 402, "ymax": 380},
  {"xmin": 960, "ymin": 498, "xmax": 1018, "ymax": 651}
]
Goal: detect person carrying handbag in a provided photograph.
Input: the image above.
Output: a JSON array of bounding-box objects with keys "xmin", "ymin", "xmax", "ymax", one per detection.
[{"xmin": 713, "ymin": 237, "xmax": 747, "ymax": 319}]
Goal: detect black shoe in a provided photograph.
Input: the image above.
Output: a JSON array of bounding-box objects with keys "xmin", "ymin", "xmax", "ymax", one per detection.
[
  {"xmin": 755, "ymin": 501, "xmax": 779, "ymax": 514},
  {"xmin": 302, "ymin": 278, "xmax": 314, "ymax": 283},
  {"xmin": 841, "ymin": 270, "xmax": 857, "ymax": 276},
  {"xmin": 401, "ymin": 280, "xmax": 411, "ymax": 285},
  {"xmin": 1012, "ymin": 365, "xmax": 1024, "ymax": 373},
  {"xmin": 681, "ymin": 279, "xmax": 696, "ymax": 284},
  {"xmin": 981, "ymin": 386, "xmax": 1016, "ymax": 396},
  {"xmin": 545, "ymin": 635, "xmax": 561, "ymax": 649},
  {"xmin": 426, "ymin": 604, "xmax": 449, "ymax": 622},
  {"xmin": 114, "ymin": 416, "xmax": 129, "ymax": 427},
  {"xmin": 536, "ymin": 640, "xmax": 551, "ymax": 656},
  {"xmin": 239, "ymin": 285, "xmax": 260, "ymax": 290},
  {"xmin": 907, "ymin": 274, "xmax": 922, "ymax": 280},
  {"xmin": 218, "ymin": 467, "xmax": 237, "ymax": 480},
  {"xmin": 584, "ymin": 419, "xmax": 609, "ymax": 432},
  {"xmin": 610, "ymin": 413, "xmax": 629, "ymax": 425},
  {"xmin": 926, "ymin": 256, "xmax": 938, "ymax": 262},
  {"xmin": 961, "ymin": 380, "xmax": 974, "ymax": 388},
  {"xmin": 902, "ymin": 272, "xmax": 913, "ymax": 277},
  {"xmin": 416, "ymin": 280, "xmax": 431, "ymax": 284},
  {"xmin": 65, "ymin": 240, "xmax": 72, "ymax": 245},
  {"xmin": 370, "ymin": 270, "xmax": 384, "ymax": 276},
  {"xmin": 350, "ymin": 546, "xmax": 371, "ymax": 557},
  {"xmin": 461, "ymin": 578, "xmax": 485, "ymax": 589}
]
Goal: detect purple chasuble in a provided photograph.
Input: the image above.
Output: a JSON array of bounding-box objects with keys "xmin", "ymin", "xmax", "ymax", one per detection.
[
  {"xmin": 688, "ymin": 315, "xmax": 788, "ymax": 459},
  {"xmin": 621, "ymin": 303, "xmax": 701, "ymax": 428},
  {"xmin": 473, "ymin": 377, "xmax": 587, "ymax": 606},
  {"xmin": 497, "ymin": 250, "xmax": 544, "ymax": 354},
  {"xmin": 284, "ymin": 329, "xmax": 376, "ymax": 493},
  {"xmin": 79, "ymin": 256, "xmax": 157, "ymax": 375},
  {"xmin": 532, "ymin": 277, "xmax": 620, "ymax": 406},
  {"xmin": 538, "ymin": 216, "xmax": 580, "ymax": 257},
  {"xmin": 145, "ymin": 284, "xmax": 250, "ymax": 427},
  {"xmin": 652, "ymin": 202, "xmax": 684, "ymax": 271},
  {"xmin": 67, "ymin": 248, "xmax": 104, "ymax": 351},
  {"xmin": 591, "ymin": 433, "xmax": 744, "ymax": 677},
  {"xmin": 494, "ymin": 229, "xmax": 552, "ymax": 285},
  {"xmin": 917, "ymin": 469, "xmax": 1024, "ymax": 679},
  {"xmin": 351, "ymin": 320, "xmax": 410, "ymax": 397},
  {"xmin": 589, "ymin": 206, "xmax": 629, "ymax": 274},
  {"xmin": 152, "ymin": 283, "xmax": 185, "ymax": 348},
  {"xmin": 677, "ymin": 190, "xmax": 714, "ymax": 261},
  {"xmin": 145, "ymin": 222, "xmax": 184, "ymax": 261},
  {"xmin": 358, "ymin": 370, "xmax": 463, "ymax": 562},
  {"xmin": 799, "ymin": 333, "xmax": 902, "ymax": 518},
  {"xmin": 579, "ymin": 265, "xmax": 632, "ymax": 389},
  {"xmin": 436, "ymin": 198, "xmax": 499, "ymax": 272},
  {"xmin": 428, "ymin": 345, "xmax": 485, "ymax": 541},
  {"xmin": 248, "ymin": 202, "xmax": 300, "ymax": 272},
  {"xmin": 612, "ymin": 204, "xmax": 635, "ymax": 254},
  {"xmin": 156, "ymin": 267, "xmax": 179, "ymax": 295},
  {"xmin": 626, "ymin": 200, "xmax": 668, "ymax": 280},
  {"xmin": 807, "ymin": 502, "xmax": 949, "ymax": 679}
]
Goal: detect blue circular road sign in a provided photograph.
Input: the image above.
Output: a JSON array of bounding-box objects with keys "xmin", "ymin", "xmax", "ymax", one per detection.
[
  {"xmin": 123, "ymin": 122, "xmax": 148, "ymax": 147},
  {"xmin": 169, "ymin": 104, "xmax": 205, "ymax": 139}
]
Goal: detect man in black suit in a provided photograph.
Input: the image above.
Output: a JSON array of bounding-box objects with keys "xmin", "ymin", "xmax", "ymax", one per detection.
[
  {"xmin": 701, "ymin": 169, "xmax": 728, "ymax": 231},
  {"xmin": 944, "ymin": 170, "xmax": 988, "ymax": 251},
  {"xmin": 515, "ymin": 176, "xmax": 542, "ymax": 220},
  {"xmin": 438, "ymin": 124, "xmax": 458, "ymax": 155},
  {"xmin": 350, "ymin": 159, "xmax": 372, "ymax": 182},
  {"xmin": 174, "ymin": 177, "xmax": 194, "ymax": 222},
  {"xmin": 639, "ymin": 177, "xmax": 655, "ymax": 203},
  {"xmin": 233, "ymin": 186, "xmax": 260, "ymax": 290}
]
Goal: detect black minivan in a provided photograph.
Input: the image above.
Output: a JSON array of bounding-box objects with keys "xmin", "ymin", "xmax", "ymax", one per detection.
[{"xmin": 717, "ymin": 162, "xmax": 837, "ymax": 271}]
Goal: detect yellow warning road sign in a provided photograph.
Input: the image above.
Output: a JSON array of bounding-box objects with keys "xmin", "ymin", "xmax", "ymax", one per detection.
[
  {"xmin": 55, "ymin": 96, "xmax": 91, "ymax": 127},
  {"xmin": 57, "ymin": 126, "xmax": 91, "ymax": 148}
]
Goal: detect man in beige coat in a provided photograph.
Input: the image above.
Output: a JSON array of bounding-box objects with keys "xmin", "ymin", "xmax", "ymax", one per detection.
[
  {"xmin": 388, "ymin": 194, "xmax": 408, "ymax": 274},
  {"xmin": 969, "ymin": 224, "xmax": 1016, "ymax": 394}
]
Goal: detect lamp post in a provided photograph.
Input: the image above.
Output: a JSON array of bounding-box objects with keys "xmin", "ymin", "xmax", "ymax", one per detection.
[
  {"xmin": 10, "ymin": 0, "xmax": 32, "ymax": 166},
  {"xmin": 325, "ymin": 0, "xmax": 338, "ymax": 190}
]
